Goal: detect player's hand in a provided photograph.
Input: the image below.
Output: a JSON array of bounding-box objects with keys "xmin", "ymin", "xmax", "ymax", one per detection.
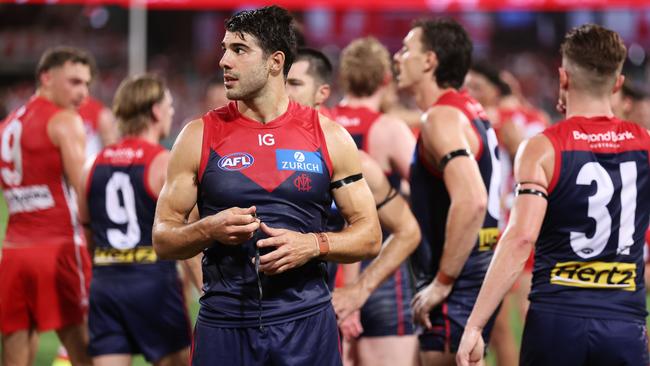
[
  {"xmin": 339, "ymin": 310, "xmax": 363, "ymax": 341},
  {"xmin": 256, "ymin": 223, "xmax": 319, "ymax": 275},
  {"xmin": 206, "ymin": 206, "xmax": 260, "ymax": 245},
  {"xmin": 411, "ymin": 279, "xmax": 453, "ymax": 329},
  {"xmin": 332, "ymin": 284, "xmax": 369, "ymax": 322},
  {"xmin": 456, "ymin": 326, "xmax": 485, "ymax": 366}
]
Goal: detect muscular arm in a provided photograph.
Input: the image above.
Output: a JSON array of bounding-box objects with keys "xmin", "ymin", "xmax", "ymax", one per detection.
[
  {"xmin": 48, "ymin": 110, "xmax": 87, "ymax": 197},
  {"xmin": 97, "ymin": 107, "xmax": 117, "ymax": 146},
  {"xmin": 333, "ymin": 151, "xmax": 420, "ymax": 320},
  {"xmin": 77, "ymin": 156, "xmax": 96, "ymax": 256},
  {"xmin": 152, "ymin": 119, "xmax": 259, "ymax": 259},
  {"xmin": 457, "ymin": 135, "xmax": 554, "ymax": 365},
  {"xmin": 321, "ymin": 117, "xmax": 382, "ymax": 262},
  {"xmin": 497, "ymin": 119, "xmax": 525, "ymax": 162}
]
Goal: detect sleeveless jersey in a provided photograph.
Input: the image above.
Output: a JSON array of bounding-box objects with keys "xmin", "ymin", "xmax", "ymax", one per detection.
[
  {"xmin": 197, "ymin": 101, "xmax": 334, "ymax": 327},
  {"xmin": 0, "ymin": 95, "xmax": 84, "ymax": 248},
  {"xmin": 530, "ymin": 116, "xmax": 650, "ymax": 321},
  {"xmin": 333, "ymin": 105, "xmax": 381, "ymax": 153},
  {"xmin": 78, "ymin": 96, "xmax": 106, "ymax": 158},
  {"xmin": 86, "ymin": 137, "xmax": 175, "ymax": 278},
  {"xmin": 409, "ymin": 90, "xmax": 501, "ymax": 292}
]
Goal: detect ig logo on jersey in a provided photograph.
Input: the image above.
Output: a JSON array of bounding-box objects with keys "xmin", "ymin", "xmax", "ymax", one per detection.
[{"xmin": 218, "ymin": 152, "xmax": 254, "ymax": 171}]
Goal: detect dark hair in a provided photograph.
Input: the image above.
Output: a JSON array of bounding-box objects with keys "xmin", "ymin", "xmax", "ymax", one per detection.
[
  {"xmin": 561, "ymin": 24, "xmax": 626, "ymax": 76},
  {"xmin": 296, "ymin": 48, "xmax": 333, "ymax": 85},
  {"xmin": 622, "ymin": 81, "xmax": 648, "ymax": 101},
  {"xmin": 470, "ymin": 61, "xmax": 511, "ymax": 96},
  {"xmin": 36, "ymin": 46, "xmax": 96, "ymax": 84},
  {"xmin": 412, "ymin": 18, "xmax": 472, "ymax": 89},
  {"xmin": 225, "ymin": 5, "xmax": 297, "ymax": 77}
]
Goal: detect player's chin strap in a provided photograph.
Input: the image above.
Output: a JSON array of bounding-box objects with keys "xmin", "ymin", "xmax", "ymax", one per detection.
[{"xmin": 515, "ymin": 181, "xmax": 549, "ymax": 200}]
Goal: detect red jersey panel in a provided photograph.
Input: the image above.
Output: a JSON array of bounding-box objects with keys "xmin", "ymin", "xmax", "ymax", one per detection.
[
  {"xmin": 332, "ymin": 105, "xmax": 381, "ymax": 152},
  {"xmin": 78, "ymin": 96, "xmax": 106, "ymax": 158},
  {"xmin": 0, "ymin": 96, "xmax": 84, "ymax": 248}
]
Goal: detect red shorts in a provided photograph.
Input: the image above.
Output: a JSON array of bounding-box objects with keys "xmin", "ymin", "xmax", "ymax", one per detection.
[{"xmin": 0, "ymin": 244, "xmax": 91, "ymax": 334}]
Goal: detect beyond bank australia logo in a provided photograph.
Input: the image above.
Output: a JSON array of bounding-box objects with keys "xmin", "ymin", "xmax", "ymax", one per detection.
[{"xmin": 218, "ymin": 152, "xmax": 254, "ymax": 171}]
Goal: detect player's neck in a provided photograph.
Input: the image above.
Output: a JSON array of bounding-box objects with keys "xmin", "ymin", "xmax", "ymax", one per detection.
[
  {"xmin": 565, "ymin": 90, "xmax": 614, "ymax": 119},
  {"xmin": 36, "ymin": 88, "xmax": 58, "ymax": 107},
  {"xmin": 128, "ymin": 126, "xmax": 161, "ymax": 145},
  {"xmin": 237, "ymin": 79, "xmax": 290, "ymax": 124},
  {"xmin": 339, "ymin": 92, "xmax": 382, "ymax": 112},
  {"xmin": 414, "ymin": 79, "xmax": 450, "ymax": 111}
]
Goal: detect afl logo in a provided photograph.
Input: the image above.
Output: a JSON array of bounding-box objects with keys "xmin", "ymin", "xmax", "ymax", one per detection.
[
  {"xmin": 294, "ymin": 151, "xmax": 305, "ymax": 162},
  {"xmin": 218, "ymin": 152, "xmax": 254, "ymax": 171}
]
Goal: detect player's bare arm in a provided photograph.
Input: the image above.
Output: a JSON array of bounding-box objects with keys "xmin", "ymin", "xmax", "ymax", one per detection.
[
  {"xmin": 97, "ymin": 107, "xmax": 117, "ymax": 146},
  {"xmin": 48, "ymin": 109, "xmax": 87, "ymax": 196},
  {"xmin": 153, "ymin": 119, "xmax": 260, "ymax": 259},
  {"xmin": 333, "ymin": 151, "xmax": 420, "ymax": 322},
  {"xmin": 257, "ymin": 117, "xmax": 382, "ymax": 274},
  {"xmin": 368, "ymin": 115, "xmax": 416, "ymax": 178},
  {"xmin": 412, "ymin": 105, "xmax": 489, "ymax": 329},
  {"xmin": 497, "ymin": 118, "xmax": 525, "ymax": 162},
  {"xmin": 78, "ymin": 156, "xmax": 97, "ymax": 256},
  {"xmin": 456, "ymin": 134, "xmax": 553, "ymax": 366}
]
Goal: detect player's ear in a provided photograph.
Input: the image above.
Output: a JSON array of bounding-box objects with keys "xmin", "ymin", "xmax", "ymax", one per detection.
[
  {"xmin": 558, "ymin": 67, "xmax": 569, "ymax": 91},
  {"xmin": 315, "ymin": 83, "xmax": 331, "ymax": 107},
  {"xmin": 424, "ymin": 50, "xmax": 438, "ymax": 75},
  {"xmin": 151, "ymin": 101, "xmax": 162, "ymax": 123},
  {"xmin": 612, "ymin": 74, "xmax": 625, "ymax": 94},
  {"xmin": 269, "ymin": 51, "xmax": 285, "ymax": 76},
  {"xmin": 39, "ymin": 70, "xmax": 52, "ymax": 87}
]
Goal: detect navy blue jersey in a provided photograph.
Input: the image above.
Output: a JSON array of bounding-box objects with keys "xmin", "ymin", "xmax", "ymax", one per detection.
[
  {"xmin": 409, "ymin": 90, "xmax": 501, "ymax": 292},
  {"xmin": 197, "ymin": 101, "xmax": 334, "ymax": 327},
  {"xmin": 86, "ymin": 138, "xmax": 176, "ymax": 278},
  {"xmin": 530, "ymin": 116, "xmax": 650, "ymax": 321}
]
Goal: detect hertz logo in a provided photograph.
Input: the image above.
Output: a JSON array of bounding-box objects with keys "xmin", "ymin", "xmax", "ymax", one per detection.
[
  {"xmin": 478, "ymin": 227, "xmax": 499, "ymax": 252},
  {"xmin": 94, "ymin": 246, "xmax": 157, "ymax": 265},
  {"xmin": 550, "ymin": 261, "xmax": 636, "ymax": 291}
]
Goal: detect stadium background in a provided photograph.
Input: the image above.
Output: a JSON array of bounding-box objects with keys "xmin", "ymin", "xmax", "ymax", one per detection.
[{"xmin": 1, "ymin": 1, "xmax": 650, "ymax": 364}]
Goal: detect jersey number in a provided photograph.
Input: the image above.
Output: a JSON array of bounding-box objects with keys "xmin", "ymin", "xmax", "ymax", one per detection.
[
  {"xmin": 570, "ymin": 161, "xmax": 637, "ymax": 258},
  {"xmin": 105, "ymin": 172, "xmax": 141, "ymax": 249},
  {"xmin": 1, "ymin": 118, "xmax": 23, "ymax": 186}
]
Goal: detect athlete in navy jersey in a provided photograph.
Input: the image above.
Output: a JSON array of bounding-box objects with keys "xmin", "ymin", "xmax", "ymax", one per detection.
[
  {"xmin": 79, "ymin": 75, "xmax": 191, "ymax": 366},
  {"xmin": 458, "ymin": 24, "xmax": 650, "ymax": 366},
  {"xmin": 152, "ymin": 7, "xmax": 381, "ymax": 366},
  {"xmin": 393, "ymin": 19, "xmax": 501, "ymax": 365}
]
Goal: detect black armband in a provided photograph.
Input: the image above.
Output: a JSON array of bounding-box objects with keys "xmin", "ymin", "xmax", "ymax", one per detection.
[
  {"xmin": 516, "ymin": 188, "xmax": 548, "ymax": 200},
  {"xmin": 376, "ymin": 187, "xmax": 399, "ymax": 210},
  {"xmin": 330, "ymin": 173, "xmax": 363, "ymax": 190},
  {"xmin": 438, "ymin": 149, "xmax": 472, "ymax": 170}
]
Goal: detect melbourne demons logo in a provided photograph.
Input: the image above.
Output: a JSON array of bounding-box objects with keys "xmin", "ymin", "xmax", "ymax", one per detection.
[
  {"xmin": 218, "ymin": 152, "xmax": 254, "ymax": 171},
  {"xmin": 294, "ymin": 173, "xmax": 312, "ymax": 192}
]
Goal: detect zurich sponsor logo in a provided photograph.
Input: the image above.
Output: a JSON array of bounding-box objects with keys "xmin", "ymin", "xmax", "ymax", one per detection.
[
  {"xmin": 218, "ymin": 152, "xmax": 254, "ymax": 171},
  {"xmin": 276, "ymin": 149, "xmax": 323, "ymax": 174}
]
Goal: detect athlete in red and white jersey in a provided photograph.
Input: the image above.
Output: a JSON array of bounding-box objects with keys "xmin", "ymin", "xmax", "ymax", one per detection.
[
  {"xmin": 78, "ymin": 96, "xmax": 116, "ymax": 158},
  {"xmin": 0, "ymin": 47, "xmax": 93, "ymax": 366}
]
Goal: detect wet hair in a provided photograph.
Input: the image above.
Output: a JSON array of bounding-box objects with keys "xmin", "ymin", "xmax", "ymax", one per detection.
[
  {"xmin": 470, "ymin": 61, "xmax": 511, "ymax": 96},
  {"xmin": 296, "ymin": 48, "xmax": 333, "ymax": 85},
  {"xmin": 113, "ymin": 74, "xmax": 167, "ymax": 136},
  {"xmin": 339, "ymin": 37, "xmax": 390, "ymax": 97},
  {"xmin": 225, "ymin": 5, "xmax": 297, "ymax": 77},
  {"xmin": 35, "ymin": 46, "xmax": 96, "ymax": 84},
  {"xmin": 412, "ymin": 18, "xmax": 473, "ymax": 89},
  {"xmin": 560, "ymin": 24, "xmax": 627, "ymax": 95}
]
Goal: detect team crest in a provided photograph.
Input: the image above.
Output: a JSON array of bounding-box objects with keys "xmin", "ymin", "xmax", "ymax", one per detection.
[
  {"xmin": 218, "ymin": 152, "xmax": 254, "ymax": 171},
  {"xmin": 294, "ymin": 173, "xmax": 312, "ymax": 192}
]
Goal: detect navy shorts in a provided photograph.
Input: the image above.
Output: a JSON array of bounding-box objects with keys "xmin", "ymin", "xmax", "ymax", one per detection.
[
  {"xmin": 191, "ymin": 307, "xmax": 342, "ymax": 366},
  {"xmin": 521, "ymin": 307, "xmax": 648, "ymax": 366},
  {"xmin": 360, "ymin": 261, "xmax": 414, "ymax": 337},
  {"xmin": 88, "ymin": 272, "xmax": 191, "ymax": 363},
  {"xmin": 418, "ymin": 290, "xmax": 498, "ymax": 353}
]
